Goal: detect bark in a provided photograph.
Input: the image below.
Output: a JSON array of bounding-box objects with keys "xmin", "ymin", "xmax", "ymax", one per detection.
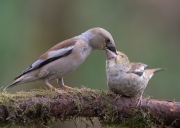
[{"xmin": 0, "ymin": 88, "xmax": 179, "ymax": 127}]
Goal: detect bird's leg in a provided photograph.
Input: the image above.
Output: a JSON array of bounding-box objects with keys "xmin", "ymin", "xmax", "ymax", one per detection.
[
  {"xmin": 57, "ymin": 78, "xmax": 74, "ymax": 90},
  {"xmin": 45, "ymin": 80, "xmax": 66, "ymax": 94},
  {"xmin": 136, "ymin": 91, "xmax": 144, "ymax": 107}
]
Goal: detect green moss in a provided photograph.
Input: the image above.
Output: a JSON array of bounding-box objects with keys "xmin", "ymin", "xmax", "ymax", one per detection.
[
  {"xmin": 0, "ymin": 89, "xmax": 60, "ymax": 128},
  {"xmin": 0, "ymin": 88, "xmax": 165, "ymax": 128},
  {"xmin": 102, "ymin": 108, "xmax": 165, "ymax": 128}
]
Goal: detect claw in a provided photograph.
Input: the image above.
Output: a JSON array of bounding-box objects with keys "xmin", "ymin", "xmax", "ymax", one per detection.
[
  {"xmin": 61, "ymin": 85, "xmax": 74, "ymax": 90},
  {"xmin": 45, "ymin": 80, "xmax": 67, "ymax": 94},
  {"xmin": 55, "ymin": 88, "xmax": 67, "ymax": 94},
  {"xmin": 136, "ymin": 95, "xmax": 142, "ymax": 107}
]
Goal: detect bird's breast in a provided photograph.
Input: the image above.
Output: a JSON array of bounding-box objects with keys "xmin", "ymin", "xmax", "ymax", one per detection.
[{"xmin": 107, "ymin": 71, "xmax": 149, "ymax": 97}]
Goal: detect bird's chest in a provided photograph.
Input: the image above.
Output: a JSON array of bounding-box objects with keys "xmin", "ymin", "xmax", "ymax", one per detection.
[
  {"xmin": 107, "ymin": 71, "xmax": 148, "ymax": 96},
  {"xmin": 128, "ymin": 74, "xmax": 149, "ymax": 95}
]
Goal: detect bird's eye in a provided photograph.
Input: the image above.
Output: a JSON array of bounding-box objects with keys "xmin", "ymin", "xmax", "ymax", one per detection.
[
  {"xmin": 120, "ymin": 55, "xmax": 124, "ymax": 58},
  {"xmin": 105, "ymin": 39, "xmax": 110, "ymax": 43}
]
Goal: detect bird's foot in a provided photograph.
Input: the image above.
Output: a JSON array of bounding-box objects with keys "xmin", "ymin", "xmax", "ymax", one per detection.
[
  {"xmin": 61, "ymin": 85, "xmax": 74, "ymax": 90},
  {"xmin": 136, "ymin": 95, "xmax": 143, "ymax": 107},
  {"xmin": 55, "ymin": 88, "xmax": 67, "ymax": 94}
]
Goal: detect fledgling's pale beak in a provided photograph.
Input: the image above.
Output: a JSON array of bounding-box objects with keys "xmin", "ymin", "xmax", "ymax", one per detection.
[{"xmin": 106, "ymin": 49, "xmax": 117, "ymax": 60}]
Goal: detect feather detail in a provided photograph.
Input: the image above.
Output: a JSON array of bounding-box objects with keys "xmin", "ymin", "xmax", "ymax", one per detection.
[
  {"xmin": 3, "ymin": 76, "xmax": 25, "ymax": 92},
  {"xmin": 4, "ymin": 74, "xmax": 38, "ymax": 92},
  {"xmin": 14, "ymin": 41, "xmax": 76, "ymax": 80},
  {"xmin": 128, "ymin": 63, "xmax": 148, "ymax": 76},
  {"xmin": 145, "ymin": 68, "xmax": 166, "ymax": 79}
]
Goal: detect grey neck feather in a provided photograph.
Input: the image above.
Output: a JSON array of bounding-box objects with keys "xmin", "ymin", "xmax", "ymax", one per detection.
[{"xmin": 78, "ymin": 30, "xmax": 95, "ymax": 44}]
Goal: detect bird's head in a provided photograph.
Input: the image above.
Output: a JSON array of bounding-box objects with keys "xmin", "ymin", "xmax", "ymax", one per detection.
[
  {"xmin": 81, "ymin": 27, "xmax": 117, "ymax": 54},
  {"xmin": 106, "ymin": 50, "xmax": 130, "ymax": 69}
]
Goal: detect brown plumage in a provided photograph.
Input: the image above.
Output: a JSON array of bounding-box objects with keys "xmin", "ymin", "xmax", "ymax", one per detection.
[
  {"xmin": 39, "ymin": 39, "xmax": 77, "ymax": 60},
  {"xmin": 106, "ymin": 50, "xmax": 165, "ymax": 106}
]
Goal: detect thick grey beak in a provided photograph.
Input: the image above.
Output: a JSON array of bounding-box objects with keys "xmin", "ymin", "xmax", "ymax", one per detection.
[{"xmin": 106, "ymin": 43, "xmax": 117, "ymax": 54}]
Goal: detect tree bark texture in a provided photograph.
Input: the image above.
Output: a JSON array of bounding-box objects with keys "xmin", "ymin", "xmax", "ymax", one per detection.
[{"xmin": 0, "ymin": 88, "xmax": 179, "ymax": 127}]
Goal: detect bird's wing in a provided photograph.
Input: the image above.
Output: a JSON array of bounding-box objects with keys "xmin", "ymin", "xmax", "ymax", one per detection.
[
  {"xmin": 14, "ymin": 38, "xmax": 77, "ymax": 80},
  {"xmin": 128, "ymin": 62, "xmax": 148, "ymax": 76}
]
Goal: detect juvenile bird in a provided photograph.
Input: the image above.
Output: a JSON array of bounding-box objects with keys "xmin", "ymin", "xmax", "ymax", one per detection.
[
  {"xmin": 3, "ymin": 28, "xmax": 117, "ymax": 93},
  {"xmin": 106, "ymin": 50, "xmax": 165, "ymax": 106}
]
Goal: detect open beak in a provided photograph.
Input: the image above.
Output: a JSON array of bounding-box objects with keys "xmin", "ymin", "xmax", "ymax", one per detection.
[
  {"xmin": 106, "ymin": 49, "xmax": 117, "ymax": 60},
  {"xmin": 106, "ymin": 43, "xmax": 118, "ymax": 55}
]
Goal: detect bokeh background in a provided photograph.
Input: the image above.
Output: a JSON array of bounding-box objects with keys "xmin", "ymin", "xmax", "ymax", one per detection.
[{"xmin": 0, "ymin": 0, "xmax": 180, "ymax": 127}]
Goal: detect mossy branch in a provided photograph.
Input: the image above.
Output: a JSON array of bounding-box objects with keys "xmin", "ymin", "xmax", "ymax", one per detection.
[{"xmin": 0, "ymin": 88, "xmax": 180, "ymax": 127}]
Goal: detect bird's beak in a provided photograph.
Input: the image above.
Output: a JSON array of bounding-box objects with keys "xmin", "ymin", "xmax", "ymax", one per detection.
[
  {"xmin": 106, "ymin": 49, "xmax": 117, "ymax": 60},
  {"xmin": 106, "ymin": 43, "xmax": 118, "ymax": 55}
]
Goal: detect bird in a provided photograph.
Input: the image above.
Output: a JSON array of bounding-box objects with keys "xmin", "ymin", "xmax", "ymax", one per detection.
[
  {"xmin": 3, "ymin": 27, "xmax": 117, "ymax": 93},
  {"xmin": 105, "ymin": 49, "xmax": 165, "ymax": 106}
]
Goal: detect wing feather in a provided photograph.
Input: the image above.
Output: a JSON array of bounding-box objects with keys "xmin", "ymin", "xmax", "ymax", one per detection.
[
  {"xmin": 14, "ymin": 41, "xmax": 76, "ymax": 80},
  {"xmin": 128, "ymin": 62, "xmax": 148, "ymax": 76}
]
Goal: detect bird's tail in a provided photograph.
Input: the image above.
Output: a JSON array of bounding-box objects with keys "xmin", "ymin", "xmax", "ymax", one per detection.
[
  {"xmin": 152, "ymin": 68, "xmax": 166, "ymax": 73},
  {"xmin": 3, "ymin": 74, "xmax": 37, "ymax": 92},
  {"xmin": 3, "ymin": 75, "xmax": 26, "ymax": 92},
  {"xmin": 145, "ymin": 68, "xmax": 166, "ymax": 79}
]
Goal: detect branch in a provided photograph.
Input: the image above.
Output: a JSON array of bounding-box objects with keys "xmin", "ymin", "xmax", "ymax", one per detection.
[{"xmin": 0, "ymin": 88, "xmax": 179, "ymax": 127}]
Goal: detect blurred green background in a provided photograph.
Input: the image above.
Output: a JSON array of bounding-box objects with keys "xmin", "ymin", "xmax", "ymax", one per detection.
[{"xmin": 0, "ymin": 0, "xmax": 180, "ymax": 127}]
